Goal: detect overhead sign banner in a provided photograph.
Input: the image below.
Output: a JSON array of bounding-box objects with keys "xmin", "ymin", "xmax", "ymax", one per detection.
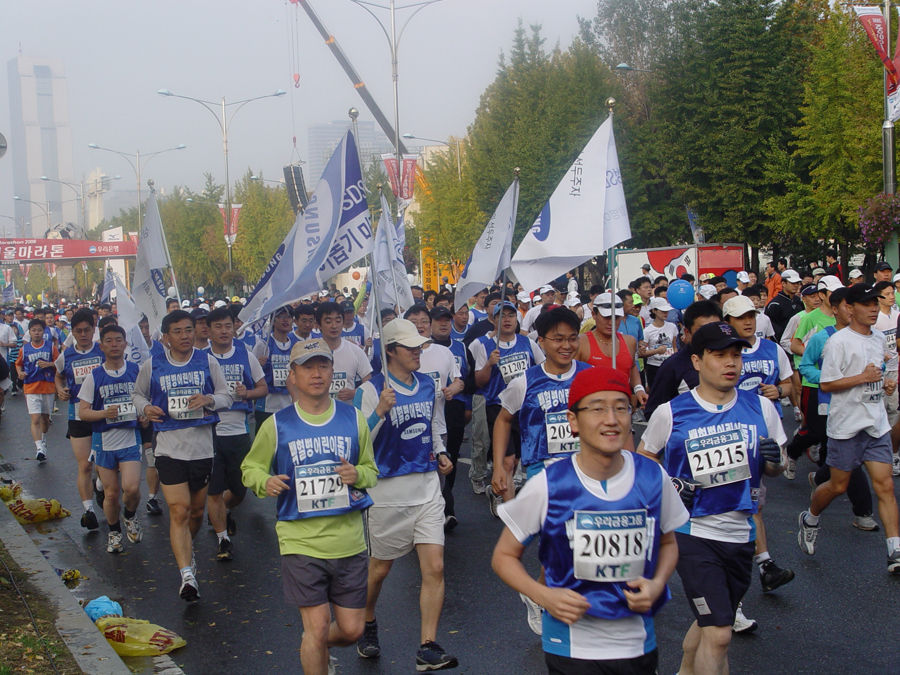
[
  {"xmin": 382, "ymin": 154, "xmax": 401, "ymax": 197},
  {"xmin": 218, "ymin": 204, "xmax": 242, "ymax": 246},
  {"xmin": 400, "ymin": 154, "xmax": 418, "ymax": 200},
  {"xmin": 853, "ymin": 5, "xmax": 900, "ymax": 121},
  {"xmin": 0, "ymin": 238, "xmax": 137, "ymax": 264}
]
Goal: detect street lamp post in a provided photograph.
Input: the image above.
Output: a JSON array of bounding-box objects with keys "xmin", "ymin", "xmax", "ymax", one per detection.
[
  {"xmin": 87, "ymin": 143, "xmax": 186, "ymax": 231},
  {"xmin": 401, "ymin": 133, "xmax": 461, "ymax": 180},
  {"xmin": 12, "ymin": 196, "xmax": 51, "ymax": 232},
  {"xmin": 40, "ymin": 176, "xmax": 86, "ymax": 231},
  {"xmin": 157, "ymin": 88, "xmax": 286, "ymax": 272}
]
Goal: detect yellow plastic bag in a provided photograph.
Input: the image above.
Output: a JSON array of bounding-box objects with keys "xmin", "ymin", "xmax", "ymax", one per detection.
[
  {"xmin": 6, "ymin": 498, "xmax": 71, "ymax": 524},
  {"xmin": 0, "ymin": 482, "xmax": 23, "ymax": 502},
  {"xmin": 95, "ymin": 616, "xmax": 186, "ymax": 656}
]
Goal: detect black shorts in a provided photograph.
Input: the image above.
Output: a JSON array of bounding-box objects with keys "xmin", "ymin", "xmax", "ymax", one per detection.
[
  {"xmin": 675, "ymin": 532, "xmax": 754, "ymax": 627},
  {"xmin": 139, "ymin": 421, "xmax": 153, "ymax": 446},
  {"xmin": 487, "ymin": 403, "xmax": 521, "ymax": 459},
  {"xmin": 209, "ymin": 431, "xmax": 252, "ymax": 498},
  {"xmin": 66, "ymin": 419, "xmax": 93, "ymax": 440},
  {"xmin": 255, "ymin": 410, "xmax": 272, "ymax": 435},
  {"xmin": 281, "ymin": 552, "xmax": 368, "ymax": 608},
  {"xmin": 155, "ymin": 455, "xmax": 214, "ymax": 492},
  {"xmin": 545, "ymin": 650, "xmax": 658, "ymax": 675}
]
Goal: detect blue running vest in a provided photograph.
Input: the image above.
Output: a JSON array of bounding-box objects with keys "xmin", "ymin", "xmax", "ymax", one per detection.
[
  {"xmin": 148, "ymin": 349, "xmax": 219, "ymax": 432},
  {"xmin": 475, "ymin": 334, "xmax": 536, "ymax": 405},
  {"xmin": 60, "ymin": 344, "xmax": 104, "ymax": 420},
  {"xmin": 368, "ymin": 371, "xmax": 437, "ymax": 478},
  {"xmin": 210, "ymin": 341, "xmax": 257, "ymax": 413},
  {"xmin": 264, "ymin": 333, "xmax": 300, "ymax": 396},
  {"xmin": 89, "ymin": 362, "xmax": 141, "ymax": 434},
  {"xmin": 22, "ymin": 341, "xmax": 55, "ymax": 385}
]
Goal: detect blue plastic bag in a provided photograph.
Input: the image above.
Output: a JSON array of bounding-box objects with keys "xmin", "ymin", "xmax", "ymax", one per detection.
[{"xmin": 84, "ymin": 595, "xmax": 123, "ymax": 622}]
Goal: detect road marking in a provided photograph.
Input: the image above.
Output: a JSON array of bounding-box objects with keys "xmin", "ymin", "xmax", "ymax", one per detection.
[{"xmin": 152, "ymin": 654, "xmax": 187, "ymax": 675}]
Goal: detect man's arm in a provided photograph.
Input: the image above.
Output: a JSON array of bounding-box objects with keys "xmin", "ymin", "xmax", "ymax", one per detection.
[{"xmin": 240, "ymin": 416, "xmax": 278, "ymax": 497}]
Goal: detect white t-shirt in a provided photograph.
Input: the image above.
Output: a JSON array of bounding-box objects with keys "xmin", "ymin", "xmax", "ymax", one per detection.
[
  {"xmin": 210, "ymin": 344, "xmax": 266, "ymax": 436},
  {"xmin": 779, "ymin": 310, "xmax": 804, "ymax": 354},
  {"xmin": 875, "ymin": 307, "xmax": 899, "ymax": 372},
  {"xmin": 418, "ymin": 343, "xmax": 461, "ymax": 436},
  {"xmin": 330, "ymin": 340, "xmax": 373, "ymax": 398},
  {"xmin": 520, "ymin": 304, "xmax": 546, "ymax": 334},
  {"xmin": 78, "ymin": 364, "xmax": 138, "ymax": 452},
  {"xmin": 567, "ymin": 277, "xmax": 578, "ymax": 295},
  {"xmin": 0, "ymin": 323, "xmax": 15, "ymax": 361},
  {"xmin": 641, "ymin": 389, "xmax": 787, "ymax": 543},
  {"xmin": 820, "ymin": 327, "xmax": 891, "ymax": 439},
  {"xmin": 498, "ymin": 451, "xmax": 689, "ymax": 660},
  {"xmin": 253, "ymin": 337, "xmax": 295, "ymax": 413},
  {"xmin": 643, "ymin": 322, "xmax": 679, "ymax": 367},
  {"xmin": 756, "ymin": 311, "xmax": 776, "ymax": 342}
]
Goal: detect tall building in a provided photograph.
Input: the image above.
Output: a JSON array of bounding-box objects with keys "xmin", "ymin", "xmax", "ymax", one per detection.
[
  {"xmin": 307, "ymin": 120, "xmax": 394, "ymax": 185},
  {"xmin": 7, "ymin": 56, "xmax": 78, "ymax": 237}
]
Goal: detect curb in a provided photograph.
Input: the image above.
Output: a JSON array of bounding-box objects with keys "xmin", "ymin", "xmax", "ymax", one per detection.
[{"xmin": 0, "ymin": 495, "xmax": 132, "ymax": 675}]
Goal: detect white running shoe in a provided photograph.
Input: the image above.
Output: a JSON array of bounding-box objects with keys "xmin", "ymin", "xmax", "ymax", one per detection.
[
  {"xmin": 125, "ymin": 518, "xmax": 143, "ymax": 543},
  {"xmin": 893, "ymin": 454, "xmax": 900, "ymax": 478},
  {"xmin": 732, "ymin": 602, "xmax": 758, "ymax": 633},
  {"xmin": 793, "ymin": 406, "xmax": 803, "ymax": 422},
  {"xmin": 179, "ymin": 573, "xmax": 200, "ymax": 602},
  {"xmin": 191, "ymin": 549, "xmax": 197, "ymax": 577},
  {"xmin": 519, "ymin": 592, "xmax": 543, "ymax": 636},
  {"xmin": 107, "ymin": 531, "xmax": 124, "ymax": 554},
  {"xmin": 783, "ymin": 457, "xmax": 796, "ymax": 480}
]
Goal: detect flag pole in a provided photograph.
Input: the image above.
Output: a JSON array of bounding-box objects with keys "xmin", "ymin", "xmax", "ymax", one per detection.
[
  {"xmin": 606, "ymin": 98, "xmax": 618, "ymax": 368},
  {"xmin": 148, "ymin": 180, "xmax": 182, "ymax": 302},
  {"xmin": 497, "ymin": 168, "xmax": 520, "ymax": 348}
]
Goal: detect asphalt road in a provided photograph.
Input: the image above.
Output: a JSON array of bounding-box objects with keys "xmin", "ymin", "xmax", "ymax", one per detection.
[{"xmin": 2, "ymin": 394, "xmax": 900, "ymax": 675}]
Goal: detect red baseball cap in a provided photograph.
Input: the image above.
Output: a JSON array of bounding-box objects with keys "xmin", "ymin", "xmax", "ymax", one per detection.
[{"xmin": 568, "ymin": 366, "xmax": 631, "ymax": 410}]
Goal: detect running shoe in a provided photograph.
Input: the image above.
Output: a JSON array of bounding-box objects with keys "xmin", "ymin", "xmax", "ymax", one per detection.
[
  {"xmin": 888, "ymin": 549, "xmax": 900, "ymax": 574},
  {"xmin": 519, "ymin": 592, "xmax": 543, "ymax": 635},
  {"xmin": 759, "ymin": 559, "xmax": 795, "ymax": 592},
  {"xmin": 357, "ymin": 620, "xmax": 381, "ymax": 658},
  {"xmin": 444, "ymin": 515, "xmax": 458, "ymax": 532},
  {"xmin": 732, "ymin": 602, "xmax": 758, "ymax": 633},
  {"xmin": 217, "ymin": 537, "xmax": 234, "ymax": 562},
  {"xmin": 893, "ymin": 454, "xmax": 900, "ymax": 478},
  {"xmin": 807, "ymin": 445, "xmax": 820, "ymax": 464},
  {"xmin": 145, "ymin": 497, "xmax": 162, "ymax": 515},
  {"xmin": 107, "ymin": 531, "xmax": 124, "ymax": 554},
  {"xmin": 797, "ymin": 511, "xmax": 819, "ymax": 555},
  {"xmin": 853, "ymin": 515, "xmax": 879, "ymax": 531},
  {"xmin": 487, "ymin": 489, "xmax": 503, "ymax": 518},
  {"xmin": 327, "ymin": 655, "xmax": 337, "ymax": 675},
  {"xmin": 226, "ymin": 511, "xmax": 237, "ymax": 537},
  {"xmin": 471, "ymin": 480, "xmax": 486, "ymax": 495},
  {"xmin": 124, "ymin": 518, "xmax": 143, "ymax": 544},
  {"xmin": 80, "ymin": 510, "xmax": 99, "ymax": 531},
  {"xmin": 191, "ymin": 549, "xmax": 197, "ymax": 577},
  {"xmin": 180, "ymin": 574, "xmax": 200, "ymax": 602},
  {"xmin": 94, "ymin": 478, "xmax": 105, "ymax": 508},
  {"xmin": 793, "ymin": 405, "xmax": 802, "ymax": 422},
  {"xmin": 415, "ymin": 641, "xmax": 458, "ymax": 671},
  {"xmin": 783, "ymin": 457, "xmax": 796, "ymax": 480},
  {"xmin": 35, "ymin": 446, "xmax": 47, "ymax": 463}
]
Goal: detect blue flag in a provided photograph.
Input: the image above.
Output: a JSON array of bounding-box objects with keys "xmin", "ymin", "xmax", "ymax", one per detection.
[
  {"xmin": 101, "ymin": 268, "xmax": 116, "ymax": 302},
  {"xmin": 2, "ymin": 284, "xmax": 13, "ymax": 303}
]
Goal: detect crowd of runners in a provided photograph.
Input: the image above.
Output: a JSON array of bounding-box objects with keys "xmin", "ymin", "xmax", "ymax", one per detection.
[{"xmin": 0, "ymin": 252, "xmax": 897, "ymax": 675}]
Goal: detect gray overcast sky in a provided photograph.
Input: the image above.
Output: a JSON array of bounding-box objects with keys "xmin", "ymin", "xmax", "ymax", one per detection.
[{"xmin": 1, "ymin": 0, "xmax": 599, "ymax": 226}]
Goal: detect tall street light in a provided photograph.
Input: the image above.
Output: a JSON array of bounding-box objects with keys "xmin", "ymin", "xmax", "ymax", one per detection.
[
  {"xmin": 87, "ymin": 143, "xmax": 186, "ymax": 230},
  {"xmin": 158, "ymin": 88, "xmax": 286, "ymax": 272},
  {"xmin": 402, "ymin": 133, "xmax": 460, "ymax": 180},
  {"xmin": 40, "ymin": 176, "xmax": 84, "ymax": 230},
  {"xmin": 13, "ymin": 196, "xmax": 51, "ymax": 231},
  {"xmin": 0, "ymin": 215, "xmax": 19, "ymax": 238}
]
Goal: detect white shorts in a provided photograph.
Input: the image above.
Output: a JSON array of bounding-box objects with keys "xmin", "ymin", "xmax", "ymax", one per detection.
[
  {"xmin": 26, "ymin": 393, "xmax": 54, "ymax": 415},
  {"xmin": 366, "ymin": 494, "xmax": 445, "ymax": 560}
]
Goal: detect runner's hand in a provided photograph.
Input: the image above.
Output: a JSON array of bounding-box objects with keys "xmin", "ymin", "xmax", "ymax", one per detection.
[
  {"xmin": 885, "ymin": 379, "xmax": 897, "ymax": 396},
  {"xmin": 37, "ymin": 360, "xmax": 53, "ymax": 369},
  {"xmin": 759, "ymin": 383, "xmax": 780, "ymax": 400},
  {"xmin": 759, "ymin": 437, "xmax": 782, "ymax": 464},
  {"xmin": 143, "ymin": 405, "xmax": 165, "ymax": 423},
  {"xmin": 488, "ymin": 349, "xmax": 501, "ymax": 367},
  {"xmin": 862, "ymin": 363, "xmax": 883, "ymax": 384},
  {"xmin": 441, "ymin": 385, "xmax": 454, "ymax": 401},
  {"xmin": 490, "ymin": 467, "xmax": 507, "ymax": 496},
  {"xmin": 623, "ymin": 577, "xmax": 665, "ymax": 614},
  {"xmin": 139, "ymin": 415, "xmax": 150, "ymax": 428},
  {"xmin": 336, "ymin": 387, "xmax": 355, "ymax": 402},
  {"xmin": 671, "ymin": 477, "xmax": 701, "ymax": 509},
  {"xmin": 634, "ymin": 390, "xmax": 648, "ymax": 406},
  {"xmin": 234, "ymin": 382, "xmax": 248, "ymax": 399},
  {"xmin": 539, "ymin": 588, "xmax": 590, "ymax": 625},
  {"xmin": 57, "ymin": 386, "xmax": 70, "ymax": 401},
  {"xmin": 437, "ymin": 453, "xmax": 453, "ymax": 475},
  {"xmin": 265, "ymin": 474, "xmax": 290, "ymax": 497},
  {"xmin": 187, "ymin": 393, "xmax": 211, "ymax": 410},
  {"xmin": 336, "ymin": 457, "xmax": 359, "ymax": 486},
  {"xmin": 375, "ymin": 387, "xmax": 396, "ymax": 417}
]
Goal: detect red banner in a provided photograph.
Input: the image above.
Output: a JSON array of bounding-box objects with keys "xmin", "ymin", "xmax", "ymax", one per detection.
[
  {"xmin": 2, "ymin": 269, "xmax": 11, "ymax": 284},
  {"xmin": 382, "ymin": 154, "xmax": 401, "ymax": 197},
  {"xmin": 19, "ymin": 264, "xmax": 31, "ymax": 280},
  {"xmin": 400, "ymin": 154, "xmax": 418, "ymax": 200},
  {"xmin": 218, "ymin": 204, "xmax": 242, "ymax": 246},
  {"xmin": 0, "ymin": 238, "xmax": 136, "ymax": 264},
  {"xmin": 853, "ymin": 6, "xmax": 900, "ymax": 120}
]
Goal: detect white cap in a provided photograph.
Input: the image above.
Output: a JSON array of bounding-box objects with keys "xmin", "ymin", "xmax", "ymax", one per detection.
[
  {"xmin": 565, "ymin": 292, "xmax": 581, "ymax": 308},
  {"xmin": 592, "ymin": 292, "xmax": 624, "ymax": 317},
  {"xmin": 214, "ymin": 300, "xmax": 227, "ymax": 309},
  {"xmin": 849, "ymin": 269, "xmax": 864, "ymax": 279},
  {"xmin": 318, "ymin": 290, "xmax": 330, "ymax": 298},
  {"xmin": 516, "ymin": 291, "xmax": 531, "ymax": 304},
  {"xmin": 722, "ymin": 295, "xmax": 757, "ymax": 318},
  {"xmin": 817, "ymin": 275, "xmax": 843, "ymax": 292},
  {"xmin": 698, "ymin": 284, "xmax": 717, "ymax": 299},
  {"xmin": 893, "ymin": 272, "xmax": 900, "ymax": 283},
  {"xmin": 198, "ymin": 303, "xmax": 210, "ymax": 311},
  {"xmin": 648, "ymin": 297, "xmax": 673, "ymax": 313},
  {"xmin": 736, "ymin": 271, "xmax": 750, "ymax": 284},
  {"xmin": 382, "ymin": 318, "xmax": 432, "ymax": 348},
  {"xmin": 539, "ymin": 285, "xmax": 555, "ymax": 295},
  {"xmin": 181, "ymin": 299, "xmax": 190, "ymax": 308},
  {"xmin": 781, "ymin": 269, "xmax": 801, "ymax": 283}
]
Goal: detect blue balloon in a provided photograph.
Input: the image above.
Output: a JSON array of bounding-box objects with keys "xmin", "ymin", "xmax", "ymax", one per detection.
[{"xmin": 667, "ymin": 279, "xmax": 695, "ymax": 310}]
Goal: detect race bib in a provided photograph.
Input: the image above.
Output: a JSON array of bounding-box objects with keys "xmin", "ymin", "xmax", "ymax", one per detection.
[
  {"xmin": 330, "ymin": 371, "xmax": 348, "ymax": 397},
  {"xmin": 663, "ymin": 346, "xmax": 675, "ymax": 358},
  {"xmin": 886, "ymin": 328, "xmax": 897, "ymax": 353},
  {"xmin": 864, "ymin": 379, "xmax": 884, "ymax": 403},
  {"xmin": 273, "ymin": 366, "xmax": 288, "ymax": 388},
  {"xmin": 498, "ymin": 353, "xmax": 528, "ymax": 384},
  {"xmin": 225, "ymin": 374, "xmax": 241, "ymax": 397},
  {"xmin": 105, "ymin": 394, "xmax": 136, "ymax": 425},
  {"xmin": 545, "ymin": 411, "xmax": 579, "ymax": 455},
  {"xmin": 168, "ymin": 386, "xmax": 203, "ymax": 421},
  {"xmin": 573, "ymin": 509, "xmax": 649, "ymax": 582},
  {"xmin": 72, "ymin": 357, "xmax": 102, "ymax": 385},
  {"xmin": 424, "ymin": 371, "xmax": 443, "ymax": 396},
  {"xmin": 294, "ymin": 462, "xmax": 349, "ymax": 513},
  {"xmin": 685, "ymin": 429, "xmax": 750, "ymax": 487}
]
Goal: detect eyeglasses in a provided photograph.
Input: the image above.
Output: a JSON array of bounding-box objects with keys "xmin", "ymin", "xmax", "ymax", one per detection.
[
  {"xmin": 573, "ymin": 404, "xmax": 633, "ymax": 417},
  {"xmin": 543, "ymin": 336, "xmax": 580, "ymax": 346}
]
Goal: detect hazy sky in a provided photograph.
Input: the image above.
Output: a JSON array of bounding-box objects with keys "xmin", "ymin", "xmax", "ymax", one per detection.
[{"xmin": 1, "ymin": 0, "xmax": 598, "ymax": 227}]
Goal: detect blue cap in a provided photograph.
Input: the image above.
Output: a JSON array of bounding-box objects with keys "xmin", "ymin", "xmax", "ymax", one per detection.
[{"xmin": 492, "ymin": 301, "xmax": 518, "ymax": 317}]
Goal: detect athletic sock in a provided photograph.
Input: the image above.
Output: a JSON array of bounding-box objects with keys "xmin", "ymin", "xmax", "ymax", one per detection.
[
  {"xmin": 148, "ymin": 492, "xmax": 157, "ymax": 501},
  {"xmin": 753, "ymin": 552, "xmax": 771, "ymax": 569},
  {"xmin": 887, "ymin": 537, "xmax": 900, "ymax": 554},
  {"xmin": 124, "ymin": 508, "xmax": 136, "ymax": 520},
  {"xmin": 82, "ymin": 500, "xmax": 94, "ymax": 513},
  {"xmin": 109, "ymin": 521, "xmax": 121, "ymax": 533},
  {"xmin": 35, "ymin": 440, "xmax": 42, "ymax": 450},
  {"xmin": 216, "ymin": 530, "xmax": 230, "ymax": 544},
  {"xmin": 95, "ymin": 477, "xmax": 104, "ymax": 492},
  {"xmin": 180, "ymin": 566, "xmax": 194, "ymax": 581},
  {"xmin": 804, "ymin": 512, "xmax": 820, "ymax": 527}
]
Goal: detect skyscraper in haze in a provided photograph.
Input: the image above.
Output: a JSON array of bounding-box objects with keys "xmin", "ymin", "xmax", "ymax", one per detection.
[
  {"xmin": 7, "ymin": 56, "xmax": 77, "ymax": 237},
  {"xmin": 307, "ymin": 120, "xmax": 394, "ymax": 185}
]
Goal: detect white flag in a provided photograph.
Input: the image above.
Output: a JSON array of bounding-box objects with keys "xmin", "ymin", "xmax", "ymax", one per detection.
[
  {"xmin": 454, "ymin": 178, "xmax": 518, "ymax": 309},
  {"xmin": 372, "ymin": 193, "xmax": 414, "ymax": 312},
  {"xmin": 511, "ymin": 116, "xmax": 631, "ymax": 293},
  {"xmin": 112, "ymin": 273, "xmax": 151, "ymax": 366},
  {"xmin": 132, "ymin": 193, "xmax": 170, "ymax": 329},
  {"xmin": 239, "ymin": 130, "xmax": 372, "ymax": 326}
]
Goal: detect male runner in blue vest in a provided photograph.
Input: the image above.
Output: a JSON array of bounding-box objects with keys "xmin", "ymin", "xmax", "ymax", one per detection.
[
  {"xmin": 493, "ymin": 366, "xmax": 688, "ymax": 675},
  {"xmin": 638, "ymin": 322, "xmax": 787, "ymax": 675},
  {"xmin": 242, "ymin": 338, "xmax": 378, "ymax": 675}
]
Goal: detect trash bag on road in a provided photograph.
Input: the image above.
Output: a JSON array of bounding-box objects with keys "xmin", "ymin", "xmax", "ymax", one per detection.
[
  {"xmin": 1, "ymin": 481, "xmax": 71, "ymax": 524},
  {"xmin": 83, "ymin": 595, "xmax": 122, "ymax": 622},
  {"xmin": 95, "ymin": 616, "xmax": 187, "ymax": 656}
]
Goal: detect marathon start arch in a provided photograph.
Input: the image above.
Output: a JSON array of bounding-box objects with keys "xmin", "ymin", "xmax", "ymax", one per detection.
[{"xmin": 0, "ymin": 237, "xmax": 136, "ymax": 264}]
